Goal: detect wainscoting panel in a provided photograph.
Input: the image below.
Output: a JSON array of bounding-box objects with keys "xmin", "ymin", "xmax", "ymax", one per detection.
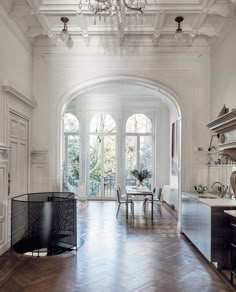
[
  {"xmin": 31, "ymin": 151, "xmax": 49, "ymax": 192},
  {"xmin": 0, "ymin": 167, "xmax": 4, "ymax": 246},
  {"xmin": 0, "ymin": 147, "xmax": 9, "ymax": 255},
  {"xmin": 9, "ymin": 112, "xmax": 29, "ymax": 197},
  {"xmin": 208, "ymin": 165, "xmax": 236, "ymax": 192}
]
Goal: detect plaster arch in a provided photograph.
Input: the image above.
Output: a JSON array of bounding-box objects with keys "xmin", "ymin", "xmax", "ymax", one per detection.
[
  {"xmin": 56, "ymin": 76, "xmax": 183, "ymax": 228},
  {"xmin": 57, "ymin": 76, "xmax": 183, "ymax": 118}
]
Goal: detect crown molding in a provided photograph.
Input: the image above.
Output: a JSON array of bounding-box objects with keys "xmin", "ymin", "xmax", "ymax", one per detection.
[
  {"xmin": 2, "ymin": 86, "xmax": 37, "ymax": 109},
  {"xmin": 0, "ymin": 145, "xmax": 10, "ymax": 151}
]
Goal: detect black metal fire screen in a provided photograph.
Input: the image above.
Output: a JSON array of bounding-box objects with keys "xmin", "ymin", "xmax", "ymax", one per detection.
[{"xmin": 11, "ymin": 192, "xmax": 77, "ymax": 256}]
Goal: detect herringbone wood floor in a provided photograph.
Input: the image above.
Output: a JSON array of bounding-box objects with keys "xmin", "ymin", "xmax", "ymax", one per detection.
[{"xmin": 0, "ymin": 202, "xmax": 232, "ymax": 292}]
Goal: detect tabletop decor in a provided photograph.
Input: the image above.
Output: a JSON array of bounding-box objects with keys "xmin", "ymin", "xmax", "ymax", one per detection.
[{"xmin": 131, "ymin": 169, "xmax": 152, "ymax": 188}]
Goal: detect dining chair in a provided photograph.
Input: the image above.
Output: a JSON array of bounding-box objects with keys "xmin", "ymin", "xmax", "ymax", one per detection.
[
  {"xmin": 142, "ymin": 187, "xmax": 156, "ymax": 212},
  {"xmin": 143, "ymin": 187, "xmax": 162, "ymax": 216},
  {"xmin": 116, "ymin": 188, "xmax": 134, "ymax": 218}
]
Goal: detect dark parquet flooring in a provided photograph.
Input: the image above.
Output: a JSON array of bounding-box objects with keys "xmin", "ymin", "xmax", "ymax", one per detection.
[{"xmin": 0, "ymin": 201, "xmax": 232, "ymax": 292}]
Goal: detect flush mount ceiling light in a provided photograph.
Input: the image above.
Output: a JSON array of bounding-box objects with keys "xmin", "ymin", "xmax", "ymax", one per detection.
[
  {"xmin": 175, "ymin": 16, "xmax": 184, "ymax": 40},
  {"xmin": 77, "ymin": 0, "xmax": 144, "ymax": 24},
  {"xmin": 60, "ymin": 17, "xmax": 69, "ymax": 42}
]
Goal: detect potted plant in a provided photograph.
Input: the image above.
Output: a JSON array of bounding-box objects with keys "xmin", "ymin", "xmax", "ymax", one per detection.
[{"xmin": 130, "ymin": 169, "xmax": 152, "ymax": 189}]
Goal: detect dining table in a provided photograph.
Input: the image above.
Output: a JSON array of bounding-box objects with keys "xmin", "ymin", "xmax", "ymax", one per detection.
[{"xmin": 126, "ymin": 186, "xmax": 154, "ymax": 220}]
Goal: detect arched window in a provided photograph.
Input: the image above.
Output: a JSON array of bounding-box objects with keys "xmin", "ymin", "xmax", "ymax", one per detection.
[
  {"xmin": 63, "ymin": 113, "xmax": 80, "ymax": 190},
  {"xmin": 89, "ymin": 113, "xmax": 116, "ymax": 198},
  {"xmin": 90, "ymin": 113, "xmax": 116, "ymax": 133},
  {"xmin": 125, "ymin": 114, "xmax": 152, "ymax": 188}
]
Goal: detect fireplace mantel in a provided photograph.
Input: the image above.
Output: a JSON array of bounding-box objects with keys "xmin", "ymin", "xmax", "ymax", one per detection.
[{"xmin": 206, "ymin": 110, "xmax": 236, "ymax": 134}]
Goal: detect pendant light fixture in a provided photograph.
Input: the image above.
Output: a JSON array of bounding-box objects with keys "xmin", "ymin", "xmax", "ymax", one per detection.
[
  {"xmin": 60, "ymin": 17, "xmax": 69, "ymax": 42},
  {"xmin": 175, "ymin": 16, "xmax": 184, "ymax": 40}
]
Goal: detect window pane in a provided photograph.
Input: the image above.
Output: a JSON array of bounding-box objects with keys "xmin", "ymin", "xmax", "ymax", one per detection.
[
  {"xmin": 64, "ymin": 134, "xmax": 79, "ymax": 188},
  {"xmin": 140, "ymin": 136, "xmax": 152, "ymax": 171},
  {"xmin": 90, "ymin": 113, "xmax": 116, "ymax": 133},
  {"xmin": 140, "ymin": 136, "xmax": 152, "ymax": 190},
  {"xmin": 125, "ymin": 136, "xmax": 137, "ymax": 185},
  {"xmin": 89, "ymin": 135, "xmax": 102, "ymax": 197},
  {"xmin": 126, "ymin": 114, "xmax": 152, "ymax": 133},
  {"xmin": 104, "ymin": 135, "xmax": 116, "ymax": 197},
  {"xmin": 64, "ymin": 113, "xmax": 79, "ymax": 133}
]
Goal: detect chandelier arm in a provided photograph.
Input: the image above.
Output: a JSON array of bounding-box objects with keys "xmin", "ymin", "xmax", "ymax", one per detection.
[
  {"xmin": 95, "ymin": 6, "xmax": 111, "ymax": 14},
  {"xmin": 122, "ymin": 0, "xmax": 143, "ymax": 13}
]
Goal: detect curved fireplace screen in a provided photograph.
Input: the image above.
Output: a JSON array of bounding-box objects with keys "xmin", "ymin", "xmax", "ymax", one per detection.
[{"xmin": 11, "ymin": 192, "xmax": 77, "ymax": 256}]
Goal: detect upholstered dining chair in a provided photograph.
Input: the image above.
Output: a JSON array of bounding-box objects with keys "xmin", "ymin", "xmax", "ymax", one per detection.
[
  {"xmin": 116, "ymin": 188, "xmax": 134, "ymax": 218},
  {"xmin": 143, "ymin": 187, "xmax": 162, "ymax": 216}
]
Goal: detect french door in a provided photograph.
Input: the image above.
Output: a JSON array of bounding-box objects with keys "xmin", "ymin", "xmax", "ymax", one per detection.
[
  {"xmin": 89, "ymin": 134, "xmax": 116, "ymax": 198},
  {"xmin": 125, "ymin": 134, "xmax": 152, "ymax": 188},
  {"xmin": 9, "ymin": 112, "xmax": 29, "ymax": 197}
]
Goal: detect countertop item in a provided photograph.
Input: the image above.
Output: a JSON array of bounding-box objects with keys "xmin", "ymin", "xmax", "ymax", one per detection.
[
  {"xmin": 224, "ymin": 210, "xmax": 236, "ymax": 217},
  {"xmin": 183, "ymin": 192, "xmax": 236, "ymax": 207}
]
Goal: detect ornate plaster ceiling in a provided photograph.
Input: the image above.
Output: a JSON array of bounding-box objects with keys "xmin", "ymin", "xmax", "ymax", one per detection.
[{"xmin": 1, "ymin": 0, "xmax": 236, "ymax": 46}]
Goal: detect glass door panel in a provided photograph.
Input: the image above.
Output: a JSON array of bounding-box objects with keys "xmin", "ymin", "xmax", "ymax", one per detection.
[
  {"xmin": 67, "ymin": 135, "xmax": 80, "ymax": 186},
  {"xmin": 89, "ymin": 134, "xmax": 116, "ymax": 198},
  {"xmin": 140, "ymin": 135, "xmax": 152, "ymax": 190},
  {"xmin": 140, "ymin": 136, "xmax": 152, "ymax": 170},
  {"xmin": 104, "ymin": 135, "xmax": 116, "ymax": 197},
  {"xmin": 64, "ymin": 134, "xmax": 80, "ymax": 190},
  {"xmin": 89, "ymin": 135, "xmax": 102, "ymax": 197},
  {"xmin": 125, "ymin": 136, "xmax": 137, "ymax": 186}
]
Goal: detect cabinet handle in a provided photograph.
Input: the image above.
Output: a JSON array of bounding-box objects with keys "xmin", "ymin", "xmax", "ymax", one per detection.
[{"xmin": 8, "ymin": 173, "xmax": 10, "ymax": 196}]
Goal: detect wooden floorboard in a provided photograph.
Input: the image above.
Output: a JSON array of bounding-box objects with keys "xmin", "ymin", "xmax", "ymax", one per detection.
[{"xmin": 0, "ymin": 201, "xmax": 233, "ymax": 292}]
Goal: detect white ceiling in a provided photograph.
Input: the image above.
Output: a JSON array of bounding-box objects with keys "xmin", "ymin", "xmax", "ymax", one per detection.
[{"xmin": 1, "ymin": 0, "xmax": 236, "ymax": 47}]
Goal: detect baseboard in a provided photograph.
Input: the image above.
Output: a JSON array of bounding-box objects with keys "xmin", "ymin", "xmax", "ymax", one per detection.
[{"xmin": 0, "ymin": 243, "xmax": 8, "ymax": 256}]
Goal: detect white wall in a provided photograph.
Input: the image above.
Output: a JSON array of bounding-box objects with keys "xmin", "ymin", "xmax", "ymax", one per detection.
[
  {"xmin": 0, "ymin": 5, "xmax": 33, "ymax": 146},
  {"xmin": 211, "ymin": 20, "xmax": 236, "ymax": 118},
  {"xmin": 32, "ymin": 42, "xmax": 211, "ymax": 193},
  {"xmin": 0, "ymin": 5, "xmax": 33, "ymax": 255},
  {"xmin": 169, "ymin": 105, "xmax": 179, "ymax": 189},
  {"xmin": 155, "ymin": 105, "xmax": 170, "ymax": 187}
]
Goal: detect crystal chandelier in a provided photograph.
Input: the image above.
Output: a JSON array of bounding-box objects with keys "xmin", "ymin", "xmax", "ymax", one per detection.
[{"xmin": 77, "ymin": 0, "xmax": 145, "ymax": 24}]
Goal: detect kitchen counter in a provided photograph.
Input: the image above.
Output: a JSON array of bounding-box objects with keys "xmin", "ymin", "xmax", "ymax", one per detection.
[
  {"xmin": 224, "ymin": 210, "xmax": 236, "ymax": 218},
  {"xmin": 182, "ymin": 192, "xmax": 236, "ymax": 269},
  {"xmin": 183, "ymin": 191, "xmax": 236, "ymax": 207}
]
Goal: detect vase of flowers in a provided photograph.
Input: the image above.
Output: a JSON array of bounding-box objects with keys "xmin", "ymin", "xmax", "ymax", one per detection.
[{"xmin": 130, "ymin": 169, "xmax": 152, "ymax": 189}]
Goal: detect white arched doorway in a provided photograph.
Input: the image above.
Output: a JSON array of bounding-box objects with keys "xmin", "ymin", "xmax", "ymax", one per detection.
[{"xmin": 57, "ymin": 76, "xmax": 183, "ymax": 228}]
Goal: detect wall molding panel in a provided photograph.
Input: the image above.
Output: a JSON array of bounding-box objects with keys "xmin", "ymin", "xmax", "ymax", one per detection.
[
  {"xmin": 31, "ymin": 150, "xmax": 49, "ymax": 192},
  {"xmin": 0, "ymin": 146, "xmax": 9, "ymax": 255}
]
